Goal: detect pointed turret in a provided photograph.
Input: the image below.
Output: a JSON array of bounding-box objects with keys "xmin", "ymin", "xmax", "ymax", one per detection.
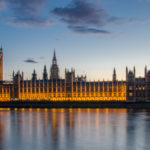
[
  {"xmin": 13, "ymin": 70, "xmax": 15, "ymax": 80},
  {"xmin": 52, "ymin": 49, "xmax": 57, "ymax": 65},
  {"xmin": 43, "ymin": 65, "xmax": 48, "ymax": 81},
  {"xmin": 113, "ymin": 67, "xmax": 116, "ymax": 82},
  {"xmin": 32, "ymin": 69, "xmax": 37, "ymax": 81},
  {"xmin": 22, "ymin": 72, "xmax": 24, "ymax": 81},
  {"xmin": 133, "ymin": 66, "xmax": 136, "ymax": 77},
  {"xmin": 15, "ymin": 70, "xmax": 21, "ymax": 83},
  {"xmin": 145, "ymin": 65, "xmax": 147, "ymax": 78},
  {"xmin": 126, "ymin": 66, "xmax": 128, "ymax": 81},
  {"xmin": 54, "ymin": 49, "xmax": 56, "ymax": 58},
  {"xmin": 44, "ymin": 65, "xmax": 47, "ymax": 73}
]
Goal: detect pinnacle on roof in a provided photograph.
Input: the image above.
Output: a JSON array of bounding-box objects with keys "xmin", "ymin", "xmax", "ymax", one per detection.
[
  {"xmin": 53, "ymin": 49, "xmax": 56, "ymax": 60},
  {"xmin": 113, "ymin": 67, "xmax": 116, "ymax": 74}
]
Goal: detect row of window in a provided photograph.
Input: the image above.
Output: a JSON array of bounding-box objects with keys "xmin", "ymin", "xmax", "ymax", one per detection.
[
  {"xmin": 20, "ymin": 87, "xmax": 125, "ymax": 93},
  {"xmin": 0, "ymin": 88, "xmax": 10, "ymax": 93},
  {"xmin": 21, "ymin": 84, "xmax": 125, "ymax": 89},
  {"xmin": 19, "ymin": 92, "xmax": 126, "ymax": 97},
  {"xmin": 129, "ymin": 86, "xmax": 145, "ymax": 90}
]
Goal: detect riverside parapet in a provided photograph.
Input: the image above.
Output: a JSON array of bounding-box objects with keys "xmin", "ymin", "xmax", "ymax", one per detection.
[{"xmin": 0, "ymin": 101, "xmax": 150, "ymax": 109}]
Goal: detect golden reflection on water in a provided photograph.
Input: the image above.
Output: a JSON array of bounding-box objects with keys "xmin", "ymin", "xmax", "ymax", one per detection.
[
  {"xmin": 0, "ymin": 108, "xmax": 149, "ymax": 150},
  {"xmin": 0, "ymin": 108, "xmax": 10, "ymax": 111}
]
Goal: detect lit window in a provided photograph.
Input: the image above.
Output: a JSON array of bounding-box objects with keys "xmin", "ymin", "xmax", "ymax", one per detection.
[{"xmin": 129, "ymin": 92, "xmax": 133, "ymax": 96}]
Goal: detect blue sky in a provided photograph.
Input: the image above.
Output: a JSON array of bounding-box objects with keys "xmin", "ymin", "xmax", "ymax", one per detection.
[{"xmin": 0, "ymin": 0, "xmax": 150, "ymax": 81}]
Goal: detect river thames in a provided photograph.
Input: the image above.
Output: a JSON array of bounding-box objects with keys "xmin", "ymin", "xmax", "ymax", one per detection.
[{"xmin": 0, "ymin": 108, "xmax": 149, "ymax": 150}]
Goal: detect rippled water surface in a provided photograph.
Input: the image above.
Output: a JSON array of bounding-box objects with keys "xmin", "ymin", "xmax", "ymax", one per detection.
[{"xmin": 0, "ymin": 108, "xmax": 150, "ymax": 150}]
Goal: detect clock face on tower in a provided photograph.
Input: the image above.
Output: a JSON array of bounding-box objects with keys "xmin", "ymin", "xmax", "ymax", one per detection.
[{"xmin": 0, "ymin": 53, "xmax": 2, "ymax": 59}]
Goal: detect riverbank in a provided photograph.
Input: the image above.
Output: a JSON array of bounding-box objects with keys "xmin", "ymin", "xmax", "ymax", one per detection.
[{"xmin": 0, "ymin": 101, "xmax": 150, "ymax": 108}]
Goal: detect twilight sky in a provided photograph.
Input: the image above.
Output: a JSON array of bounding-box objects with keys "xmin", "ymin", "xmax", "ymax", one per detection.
[{"xmin": 0, "ymin": 0, "xmax": 150, "ymax": 81}]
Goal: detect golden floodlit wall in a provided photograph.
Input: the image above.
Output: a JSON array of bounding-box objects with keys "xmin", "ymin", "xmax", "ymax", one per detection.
[
  {"xmin": 17, "ymin": 80, "xmax": 126, "ymax": 101},
  {"xmin": 0, "ymin": 84, "xmax": 11, "ymax": 101}
]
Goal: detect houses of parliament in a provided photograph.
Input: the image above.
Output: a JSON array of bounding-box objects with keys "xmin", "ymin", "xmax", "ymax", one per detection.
[{"xmin": 0, "ymin": 47, "xmax": 150, "ymax": 102}]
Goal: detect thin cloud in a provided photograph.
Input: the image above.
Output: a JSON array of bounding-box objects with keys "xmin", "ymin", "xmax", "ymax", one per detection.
[
  {"xmin": 127, "ymin": 18, "xmax": 150, "ymax": 24},
  {"xmin": 24, "ymin": 58, "xmax": 38, "ymax": 64},
  {"xmin": 69, "ymin": 25, "xmax": 110, "ymax": 34},
  {"xmin": 8, "ymin": 16, "xmax": 54, "ymax": 27}
]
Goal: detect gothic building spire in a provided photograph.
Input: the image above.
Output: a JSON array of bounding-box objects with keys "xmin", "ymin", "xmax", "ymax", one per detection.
[
  {"xmin": 145, "ymin": 65, "xmax": 147, "ymax": 78},
  {"xmin": 126, "ymin": 66, "xmax": 128, "ymax": 80},
  {"xmin": 52, "ymin": 49, "xmax": 57, "ymax": 65},
  {"xmin": 44, "ymin": 65, "xmax": 47, "ymax": 73},
  {"xmin": 133, "ymin": 66, "xmax": 136, "ymax": 77},
  {"xmin": 13, "ymin": 70, "xmax": 15, "ymax": 79},
  {"xmin": 32, "ymin": 69, "xmax": 37, "ymax": 81},
  {"xmin": 54, "ymin": 49, "xmax": 56, "ymax": 58},
  {"xmin": 113, "ymin": 67, "xmax": 116, "ymax": 82},
  {"xmin": 43, "ymin": 65, "xmax": 48, "ymax": 81},
  {"xmin": 50, "ymin": 49, "xmax": 59, "ymax": 79},
  {"xmin": 22, "ymin": 72, "xmax": 24, "ymax": 81}
]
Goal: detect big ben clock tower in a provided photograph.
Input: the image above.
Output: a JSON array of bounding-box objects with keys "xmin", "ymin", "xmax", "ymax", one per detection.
[{"xmin": 0, "ymin": 47, "xmax": 3, "ymax": 81}]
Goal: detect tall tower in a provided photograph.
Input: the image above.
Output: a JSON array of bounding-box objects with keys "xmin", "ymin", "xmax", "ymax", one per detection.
[
  {"xmin": 0, "ymin": 46, "xmax": 3, "ymax": 81},
  {"xmin": 50, "ymin": 49, "xmax": 59, "ymax": 80},
  {"xmin": 126, "ymin": 69, "xmax": 136, "ymax": 102}
]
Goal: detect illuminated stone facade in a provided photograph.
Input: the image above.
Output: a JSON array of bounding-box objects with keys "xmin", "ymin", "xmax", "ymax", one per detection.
[
  {"xmin": 0, "ymin": 81, "xmax": 12, "ymax": 101},
  {"xmin": 126, "ymin": 66, "xmax": 150, "ymax": 102},
  {"xmin": 0, "ymin": 48, "xmax": 150, "ymax": 101},
  {"xmin": 12, "ymin": 74, "xmax": 126, "ymax": 101}
]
